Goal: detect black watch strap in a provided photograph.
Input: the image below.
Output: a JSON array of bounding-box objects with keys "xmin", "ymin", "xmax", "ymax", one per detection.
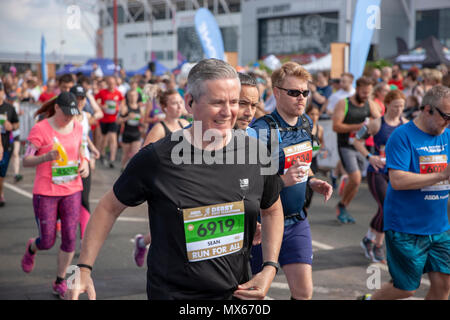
[{"xmin": 262, "ymin": 261, "xmax": 279, "ymax": 274}]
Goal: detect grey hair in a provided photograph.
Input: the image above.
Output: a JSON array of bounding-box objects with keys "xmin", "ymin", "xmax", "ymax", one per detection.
[
  {"xmin": 186, "ymin": 59, "xmax": 239, "ymax": 100},
  {"xmin": 421, "ymin": 85, "xmax": 450, "ymax": 109},
  {"xmin": 238, "ymin": 72, "xmax": 257, "ymax": 87}
]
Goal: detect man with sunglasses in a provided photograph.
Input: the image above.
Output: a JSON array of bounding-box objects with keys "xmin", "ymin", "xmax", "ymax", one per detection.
[
  {"xmin": 332, "ymin": 77, "xmax": 381, "ymax": 224},
  {"xmin": 361, "ymin": 85, "xmax": 450, "ymax": 300},
  {"xmin": 250, "ymin": 62, "xmax": 333, "ymax": 300}
]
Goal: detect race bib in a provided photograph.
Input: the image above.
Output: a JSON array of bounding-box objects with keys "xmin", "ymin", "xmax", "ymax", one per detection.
[
  {"xmin": 0, "ymin": 114, "xmax": 6, "ymax": 126},
  {"xmin": 0, "ymin": 114, "xmax": 6, "ymax": 132},
  {"xmin": 104, "ymin": 100, "xmax": 117, "ymax": 115},
  {"xmin": 127, "ymin": 113, "xmax": 141, "ymax": 126},
  {"xmin": 379, "ymin": 145, "xmax": 386, "ymax": 163},
  {"xmin": 183, "ymin": 201, "xmax": 245, "ymax": 262},
  {"xmin": 283, "ymin": 141, "xmax": 312, "ymax": 183},
  {"xmin": 420, "ymin": 155, "xmax": 450, "ymax": 191},
  {"xmin": 51, "ymin": 160, "xmax": 78, "ymax": 185}
]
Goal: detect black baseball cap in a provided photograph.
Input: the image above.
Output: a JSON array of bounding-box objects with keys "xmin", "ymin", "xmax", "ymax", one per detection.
[
  {"xmin": 56, "ymin": 92, "xmax": 80, "ymax": 116},
  {"xmin": 70, "ymin": 84, "xmax": 86, "ymax": 98}
]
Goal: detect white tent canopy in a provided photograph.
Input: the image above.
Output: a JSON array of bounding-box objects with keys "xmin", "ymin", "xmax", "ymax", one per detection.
[{"xmin": 302, "ymin": 54, "xmax": 331, "ymax": 72}]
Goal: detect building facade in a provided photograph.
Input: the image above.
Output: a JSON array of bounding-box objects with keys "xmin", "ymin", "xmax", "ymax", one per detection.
[{"xmin": 98, "ymin": 0, "xmax": 450, "ymax": 71}]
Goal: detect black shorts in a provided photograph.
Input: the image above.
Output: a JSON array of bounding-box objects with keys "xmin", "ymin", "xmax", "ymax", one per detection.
[
  {"xmin": 100, "ymin": 122, "xmax": 118, "ymax": 135},
  {"xmin": 122, "ymin": 131, "xmax": 141, "ymax": 143}
]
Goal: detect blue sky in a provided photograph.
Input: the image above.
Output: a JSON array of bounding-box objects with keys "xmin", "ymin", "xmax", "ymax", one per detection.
[{"xmin": 0, "ymin": 0, "xmax": 98, "ymax": 57}]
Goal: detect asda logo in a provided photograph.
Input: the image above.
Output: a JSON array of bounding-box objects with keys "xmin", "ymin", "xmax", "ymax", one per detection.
[{"xmin": 424, "ymin": 195, "xmax": 439, "ymax": 200}]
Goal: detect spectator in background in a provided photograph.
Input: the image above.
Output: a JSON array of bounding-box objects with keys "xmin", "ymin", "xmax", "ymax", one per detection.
[
  {"xmin": 403, "ymin": 70, "xmax": 424, "ymax": 105},
  {"xmin": 58, "ymin": 74, "xmax": 75, "ymax": 93},
  {"xmin": 388, "ymin": 65, "xmax": 404, "ymax": 91},
  {"xmin": 381, "ymin": 66, "xmax": 392, "ymax": 84},
  {"xmin": 424, "ymin": 69, "xmax": 443, "ymax": 92},
  {"xmin": 0, "ymin": 83, "xmax": 19, "ymax": 206},
  {"xmin": 443, "ymin": 73, "xmax": 450, "ymax": 88},
  {"xmin": 330, "ymin": 78, "xmax": 341, "ymax": 93},
  {"xmin": 309, "ymin": 71, "xmax": 332, "ymax": 112},
  {"xmin": 91, "ymin": 63, "xmax": 104, "ymax": 78},
  {"xmin": 38, "ymin": 78, "xmax": 58, "ymax": 104},
  {"xmin": 403, "ymin": 95, "xmax": 420, "ymax": 121},
  {"xmin": 116, "ymin": 76, "xmax": 128, "ymax": 97},
  {"xmin": 371, "ymin": 68, "xmax": 382, "ymax": 84},
  {"xmin": 323, "ymin": 72, "xmax": 355, "ymax": 116},
  {"xmin": 372, "ymin": 82, "xmax": 390, "ymax": 116}
]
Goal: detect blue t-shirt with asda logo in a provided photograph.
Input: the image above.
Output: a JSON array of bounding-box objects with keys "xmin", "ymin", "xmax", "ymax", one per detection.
[{"xmin": 384, "ymin": 121, "xmax": 450, "ymax": 235}]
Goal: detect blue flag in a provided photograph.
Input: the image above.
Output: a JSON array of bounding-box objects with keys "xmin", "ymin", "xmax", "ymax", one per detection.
[
  {"xmin": 349, "ymin": 0, "xmax": 382, "ymax": 83},
  {"xmin": 194, "ymin": 8, "xmax": 225, "ymax": 60},
  {"xmin": 41, "ymin": 35, "xmax": 47, "ymax": 85}
]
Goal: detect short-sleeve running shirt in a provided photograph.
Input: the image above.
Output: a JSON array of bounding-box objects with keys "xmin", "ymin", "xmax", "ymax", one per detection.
[
  {"xmin": 95, "ymin": 89, "xmax": 124, "ymax": 123},
  {"xmin": 384, "ymin": 121, "xmax": 450, "ymax": 235},
  {"xmin": 27, "ymin": 119, "xmax": 83, "ymax": 196},
  {"xmin": 113, "ymin": 131, "xmax": 284, "ymax": 299}
]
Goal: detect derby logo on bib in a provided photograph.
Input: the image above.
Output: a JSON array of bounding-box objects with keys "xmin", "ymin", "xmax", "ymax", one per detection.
[{"xmin": 183, "ymin": 200, "xmax": 245, "ymax": 262}]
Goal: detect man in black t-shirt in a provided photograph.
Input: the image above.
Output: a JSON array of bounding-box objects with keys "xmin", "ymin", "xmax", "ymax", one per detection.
[
  {"xmin": 0, "ymin": 83, "xmax": 19, "ymax": 207},
  {"xmin": 68, "ymin": 59, "xmax": 285, "ymax": 300}
]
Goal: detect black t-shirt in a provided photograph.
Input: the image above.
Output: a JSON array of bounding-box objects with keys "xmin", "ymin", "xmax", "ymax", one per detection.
[
  {"xmin": 0, "ymin": 102, "xmax": 19, "ymax": 151},
  {"xmin": 113, "ymin": 131, "xmax": 283, "ymax": 299}
]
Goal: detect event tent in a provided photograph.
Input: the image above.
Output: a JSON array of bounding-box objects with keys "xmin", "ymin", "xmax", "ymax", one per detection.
[{"xmin": 393, "ymin": 36, "xmax": 450, "ymax": 68}]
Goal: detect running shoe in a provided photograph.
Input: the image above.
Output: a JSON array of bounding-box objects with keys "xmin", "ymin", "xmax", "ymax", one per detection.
[
  {"xmin": 357, "ymin": 293, "xmax": 372, "ymax": 300},
  {"xmin": 344, "ymin": 211, "xmax": 356, "ymax": 224},
  {"xmin": 21, "ymin": 238, "xmax": 36, "ymax": 273},
  {"xmin": 52, "ymin": 280, "xmax": 67, "ymax": 299},
  {"xmin": 0, "ymin": 195, "xmax": 4, "ymax": 207},
  {"xmin": 372, "ymin": 245, "xmax": 386, "ymax": 264},
  {"xmin": 338, "ymin": 175, "xmax": 348, "ymax": 197},
  {"xmin": 100, "ymin": 156, "xmax": 109, "ymax": 167},
  {"xmin": 109, "ymin": 162, "xmax": 115, "ymax": 169},
  {"xmin": 14, "ymin": 174, "xmax": 23, "ymax": 182},
  {"xmin": 134, "ymin": 234, "xmax": 147, "ymax": 267},
  {"xmin": 360, "ymin": 237, "xmax": 374, "ymax": 260},
  {"xmin": 336, "ymin": 204, "xmax": 349, "ymax": 224}
]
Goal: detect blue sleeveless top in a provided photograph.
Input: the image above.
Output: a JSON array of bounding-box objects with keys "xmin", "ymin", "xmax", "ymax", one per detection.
[{"xmin": 367, "ymin": 117, "xmax": 403, "ymax": 173}]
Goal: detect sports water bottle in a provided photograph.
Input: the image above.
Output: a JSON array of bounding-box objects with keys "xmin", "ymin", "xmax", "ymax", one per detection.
[{"xmin": 53, "ymin": 137, "xmax": 68, "ymax": 166}]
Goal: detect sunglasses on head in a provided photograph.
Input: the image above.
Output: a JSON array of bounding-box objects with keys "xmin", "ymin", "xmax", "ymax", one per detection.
[{"xmin": 276, "ymin": 87, "xmax": 310, "ymax": 98}]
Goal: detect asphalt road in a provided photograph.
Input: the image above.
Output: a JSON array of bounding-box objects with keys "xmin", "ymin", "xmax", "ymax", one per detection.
[{"xmin": 0, "ymin": 157, "xmax": 445, "ymax": 300}]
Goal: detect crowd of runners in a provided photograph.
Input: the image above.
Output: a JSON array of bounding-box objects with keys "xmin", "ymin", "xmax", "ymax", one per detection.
[{"xmin": 0, "ymin": 58, "xmax": 449, "ymax": 300}]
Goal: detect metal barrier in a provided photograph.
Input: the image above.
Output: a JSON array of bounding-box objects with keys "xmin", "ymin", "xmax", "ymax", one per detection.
[{"xmin": 18, "ymin": 102, "xmax": 39, "ymax": 142}]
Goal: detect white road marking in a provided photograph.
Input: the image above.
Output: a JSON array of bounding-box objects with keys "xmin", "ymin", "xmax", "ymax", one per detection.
[{"xmin": 4, "ymin": 182, "xmax": 32, "ymax": 199}]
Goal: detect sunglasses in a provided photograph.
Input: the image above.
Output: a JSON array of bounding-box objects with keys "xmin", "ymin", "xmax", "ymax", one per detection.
[
  {"xmin": 433, "ymin": 106, "xmax": 450, "ymax": 121},
  {"xmin": 276, "ymin": 87, "xmax": 310, "ymax": 98}
]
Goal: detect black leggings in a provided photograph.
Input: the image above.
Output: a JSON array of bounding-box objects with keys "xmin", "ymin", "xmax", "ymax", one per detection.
[
  {"xmin": 81, "ymin": 165, "xmax": 91, "ymax": 212},
  {"xmin": 367, "ymin": 171, "xmax": 388, "ymax": 233}
]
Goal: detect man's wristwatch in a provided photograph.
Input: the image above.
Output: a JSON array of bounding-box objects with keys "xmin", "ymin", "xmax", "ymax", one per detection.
[
  {"xmin": 262, "ymin": 261, "xmax": 280, "ymax": 274},
  {"xmin": 366, "ymin": 153, "xmax": 372, "ymax": 160}
]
